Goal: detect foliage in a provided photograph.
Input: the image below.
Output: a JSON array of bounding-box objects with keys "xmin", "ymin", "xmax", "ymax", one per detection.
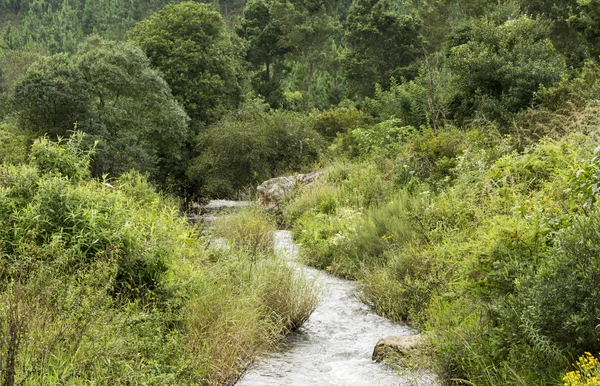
[
  {"xmin": 344, "ymin": 0, "xmax": 422, "ymax": 97},
  {"xmin": 447, "ymin": 15, "xmax": 566, "ymax": 125},
  {"xmin": 283, "ymin": 125, "xmax": 600, "ymax": 385},
  {"xmin": 273, "ymin": 0, "xmax": 340, "ymax": 109},
  {"xmin": 0, "ymin": 50, "xmax": 41, "ymax": 92},
  {"xmin": 0, "ymin": 122, "xmax": 31, "ymax": 165},
  {"xmin": 0, "ymin": 134, "xmax": 317, "ymax": 384},
  {"xmin": 237, "ymin": 0, "xmax": 288, "ymax": 107},
  {"xmin": 523, "ymin": 211, "xmax": 600, "ymax": 357},
  {"xmin": 214, "ymin": 206, "xmax": 276, "ymax": 254},
  {"xmin": 11, "ymin": 37, "xmax": 190, "ymax": 192},
  {"xmin": 132, "ymin": 1, "xmax": 246, "ymax": 127},
  {"xmin": 188, "ymin": 100, "xmax": 323, "ymax": 197},
  {"xmin": 311, "ymin": 106, "xmax": 371, "ymax": 139},
  {"xmin": 12, "ymin": 53, "xmax": 90, "ymax": 137},
  {"xmin": 76, "ymin": 37, "xmax": 190, "ymax": 190},
  {"xmin": 0, "ymin": 0, "xmax": 168, "ymax": 54}
]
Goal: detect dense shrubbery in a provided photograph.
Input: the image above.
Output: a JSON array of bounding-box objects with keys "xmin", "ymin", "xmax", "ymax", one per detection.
[
  {"xmin": 0, "ymin": 134, "xmax": 317, "ymax": 384},
  {"xmin": 5, "ymin": 0, "xmax": 600, "ymax": 383},
  {"xmin": 188, "ymin": 100, "xmax": 324, "ymax": 197},
  {"xmin": 283, "ymin": 117, "xmax": 600, "ymax": 384},
  {"xmin": 10, "ymin": 37, "xmax": 190, "ymax": 192}
]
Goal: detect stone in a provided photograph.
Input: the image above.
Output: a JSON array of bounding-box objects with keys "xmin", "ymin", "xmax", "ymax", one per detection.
[
  {"xmin": 257, "ymin": 169, "xmax": 327, "ymax": 209},
  {"xmin": 372, "ymin": 334, "xmax": 423, "ymax": 362},
  {"xmin": 296, "ymin": 169, "xmax": 326, "ymax": 185},
  {"xmin": 257, "ymin": 176, "xmax": 298, "ymax": 209},
  {"xmin": 204, "ymin": 200, "xmax": 252, "ymax": 211}
]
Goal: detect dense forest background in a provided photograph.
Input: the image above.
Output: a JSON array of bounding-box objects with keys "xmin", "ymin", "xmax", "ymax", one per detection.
[
  {"xmin": 3, "ymin": 0, "xmax": 600, "ymax": 385},
  {"xmin": 3, "ymin": 0, "xmax": 600, "ymax": 198}
]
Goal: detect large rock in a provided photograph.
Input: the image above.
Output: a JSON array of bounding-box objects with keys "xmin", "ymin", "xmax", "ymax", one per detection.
[
  {"xmin": 372, "ymin": 334, "xmax": 423, "ymax": 362},
  {"xmin": 257, "ymin": 176, "xmax": 297, "ymax": 209},
  {"xmin": 257, "ymin": 170, "xmax": 327, "ymax": 209}
]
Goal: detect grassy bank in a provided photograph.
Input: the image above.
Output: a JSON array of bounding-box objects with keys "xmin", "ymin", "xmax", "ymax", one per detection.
[
  {"xmin": 0, "ymin": 135, "xmax": 316, "ymax": 385},
  {"xmin": 281, "ymin": 107, "xmax": 600, "ymax": 385}
]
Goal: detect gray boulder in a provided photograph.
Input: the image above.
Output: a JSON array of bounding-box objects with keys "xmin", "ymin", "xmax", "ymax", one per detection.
[
  {"xmin": 372, "ymin": 334, "xmax": 423, "ymax": 362},
  {"xmin": 257, "ymin": 176, "xmax": 298, "ymax": 209},
  {"xmin": 257, "ymin": 169, "xmax": 327, "ymax": 209}
]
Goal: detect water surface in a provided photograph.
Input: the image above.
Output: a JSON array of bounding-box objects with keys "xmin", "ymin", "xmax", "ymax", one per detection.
[{"xmin": 237, "ymin": 230, "xmax": 434, "ymax": 386}]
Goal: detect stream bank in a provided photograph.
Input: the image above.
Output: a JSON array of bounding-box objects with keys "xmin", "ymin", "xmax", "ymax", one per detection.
[{"xmin": 236, "ymin": 230, "xmax": 436, "ymax": 386}]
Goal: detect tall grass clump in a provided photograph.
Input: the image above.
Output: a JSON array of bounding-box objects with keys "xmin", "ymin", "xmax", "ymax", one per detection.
[{"xmin": 214, "ymin": 205, "xmax": 276, "ymax": 254}]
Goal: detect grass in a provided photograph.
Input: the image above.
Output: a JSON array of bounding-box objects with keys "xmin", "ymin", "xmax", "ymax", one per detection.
[
  {"xmin": 281, "ymin": 122, "xmax": 600, "ymax": 385},
  {"xmin": 0, "ymin": 136, "xmax": 318, "ymax": 385}
]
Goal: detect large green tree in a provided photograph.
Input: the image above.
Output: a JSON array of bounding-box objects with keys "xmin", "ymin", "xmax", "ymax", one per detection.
[
  {"xmin": 77, "ymin": 37, "xmax": 189, "ymax": 189},
  {"xmin": 237, "ymin": 0, "xmax": 288, "ymax": 107},
  {"xmin": 13, "ymin": 53, "xmax": 90, "ymax": 136},
  {"xmin": 447, "ymin": 16, "xmax": 566, "ymax": 124},
  {"xmin": 275, "ymin": 0, "xmax": 340, "ymax": 109},
  {"xmin": 12, "ymin": 37, "xmax": 189, "ymax": 191},
  {"xmin": 131, "ymin": 2, "xmax": 246, "ymax": 128},
  {"xmin": 344, "ymin": 0, "xmax": 423, "ymax": 98}
]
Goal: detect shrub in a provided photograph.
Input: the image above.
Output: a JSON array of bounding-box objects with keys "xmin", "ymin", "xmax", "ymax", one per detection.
[
  {"xmin": 523, "ymin": 212, "xmax": 600, "ymax": 356},
  {"xmin": 311, "ymin": 107, "xmax": 372, "ymax": 139},
  {"xmin": 0, "ymin": 132, "xmax": 318, "ymax": 384},
  {"xmin": 189, "ymin": 101, "xmax": 324, "ymax": 197},
  {"xmin": 447, "ymin": 16, "xmax": 566, "ymax": 125},
  {"xmin": 364, "ymin": 78, "xmax": 429, "ymax": 127}
]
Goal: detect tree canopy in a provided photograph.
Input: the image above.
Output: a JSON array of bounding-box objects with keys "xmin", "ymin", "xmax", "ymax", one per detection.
[
  {"xmin": 12, "ymin": 37, "xmax": 189, "ymax": 190},
  {"xmin": 132, "ymin": 2, "xmax": 246, "ymax": 127}
]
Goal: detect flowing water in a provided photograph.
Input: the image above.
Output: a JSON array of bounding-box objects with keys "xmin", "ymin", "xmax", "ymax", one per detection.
[{"xmin": 236, "ymin": 230, "xmax": 436, "ymax": 386}]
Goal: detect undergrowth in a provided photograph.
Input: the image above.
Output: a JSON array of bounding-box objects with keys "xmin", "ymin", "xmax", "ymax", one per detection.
[
  {"xmin": 0, "ymin": 134, "xmax": 317, "ymax": 385},
  {"xmin": 282, "ymin": 110, "xmax": 600, "ymax": 385}
]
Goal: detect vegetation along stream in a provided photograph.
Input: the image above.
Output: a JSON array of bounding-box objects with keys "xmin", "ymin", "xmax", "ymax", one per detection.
[{"xmin": 237, "ymin": 230, "xmax": 435, "ymax": 386}]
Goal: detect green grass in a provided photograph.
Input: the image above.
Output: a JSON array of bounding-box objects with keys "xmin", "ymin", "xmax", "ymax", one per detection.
[
  {"xmin": 281, "ymin": 123, "xmax": 600, "ymax": 385},
  {"xmin": 0, "ymin": 135, "xmax": 318, "ymax": 385}
]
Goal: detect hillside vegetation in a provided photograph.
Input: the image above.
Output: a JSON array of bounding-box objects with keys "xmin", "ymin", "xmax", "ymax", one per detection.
[{"xmin": 2, "ymin": 0, "xmax": 600, "ymax": 384}]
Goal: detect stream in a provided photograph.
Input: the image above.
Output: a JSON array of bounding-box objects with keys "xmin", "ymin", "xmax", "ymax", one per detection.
[{"xmin": 236, "ymin": 230, "xmax": 435, "ymax": 386}]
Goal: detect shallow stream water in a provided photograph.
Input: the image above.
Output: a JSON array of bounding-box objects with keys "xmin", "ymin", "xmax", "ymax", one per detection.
[{"xmin": 236, "ymin": 230, "xmax": 435, "ymax": 386}]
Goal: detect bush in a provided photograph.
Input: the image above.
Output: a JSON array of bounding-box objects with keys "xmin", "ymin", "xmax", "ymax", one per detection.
[
  {"xmin": 189, "ymin": 101, "xmax": 324, "ymax": 197},
  {"xmin": 524, "ymin": 212, "xmax": 600, "ymax": 356},
  {"xmin": 364, "ymin": 78, "xmax": 429, "ymax": 127},
  {"xmin": 311, "ymin": 107, "xmax": 372, "ymax": 139},
  {"xmin": 448, "ymin": 16, "xmax": 566, "ymax": 125}
]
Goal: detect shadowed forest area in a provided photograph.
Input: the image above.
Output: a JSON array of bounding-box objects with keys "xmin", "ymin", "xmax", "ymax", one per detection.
[{"xmin": 2, "ymin": 0, "xmax": 600, "ymax": 384}]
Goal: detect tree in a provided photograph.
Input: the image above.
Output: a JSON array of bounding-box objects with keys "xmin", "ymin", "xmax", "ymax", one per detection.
[
  {"xmin": 82, "ymin": 0, "xmax": 138, "ymax": 41},
  {"xmin": 522, "ymin": 0, "xmax": 589, "ymax": 66},
  {"xmin": 13, "ymin": 53, "xmax": 90, "ymax": 137},
  {"xmin": 237, "ymin": 0, "xmax": 288, "ymax": 107},
  {"xmin": 131, "ymin": 2, "xmax": 245, "ymax": 128},
  {"xmin": 76, "ymin": 37, "xmax": 189, "ymax": 189},
  {"xmin": 12, "ymin": 37, "xmax": 190, "ymax": 191},
  {"xmin": 274, "ymin": 0, "xmax": 340, "ymax": 109},
  {"xmin": 21, "ymin": 0, "xmax": 85, "ymax": 53},
  {"xmin": 577, "ymin": 0, "xmax": 600, "ymax": 60},
  {"xmin": 344, "ymin": 0, "xmax": 423, "ymax": 98},
  {"xmin": 447, "ymin": 16, "xmax": 566, "ymax": 125}
]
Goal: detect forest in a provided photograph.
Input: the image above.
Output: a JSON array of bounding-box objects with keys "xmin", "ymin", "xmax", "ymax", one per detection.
[{"xmin": 2, "ymin": 0, "xmax": 600, "ymax": 384}]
